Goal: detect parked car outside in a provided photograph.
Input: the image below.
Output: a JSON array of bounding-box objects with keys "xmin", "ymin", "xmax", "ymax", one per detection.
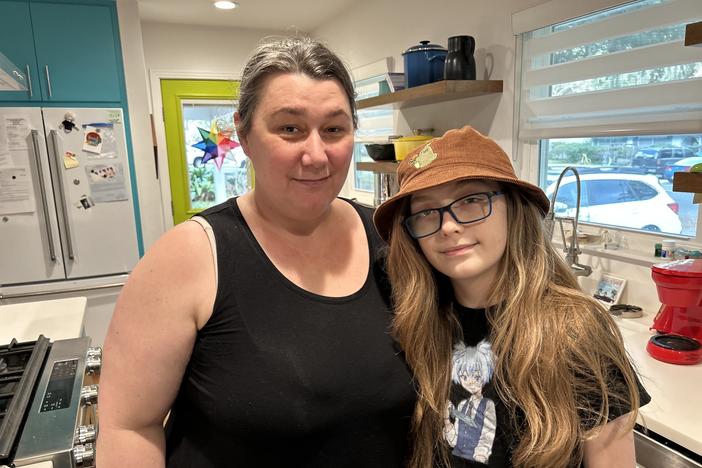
[
  {"xmin": 662, "ymin": 156, "xmax": 702, "ymax": 182},
  {"xmin": 545, "ymin": 172, "xmax": 682, "ymax": 234},
  {"xmin": 632, "ymin": 147, "xmax": 697, "ymax": 177}
]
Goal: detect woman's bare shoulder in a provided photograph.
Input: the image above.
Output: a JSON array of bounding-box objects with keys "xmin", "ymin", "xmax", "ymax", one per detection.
[{"xmin": 121, "ymin": 220, "xmax": 217, "ymax": 328}]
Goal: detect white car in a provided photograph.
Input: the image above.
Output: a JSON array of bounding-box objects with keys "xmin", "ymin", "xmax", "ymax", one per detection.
[{"xmin": 545, "ymin": 172, "xmax": 682, "ymax": 234}]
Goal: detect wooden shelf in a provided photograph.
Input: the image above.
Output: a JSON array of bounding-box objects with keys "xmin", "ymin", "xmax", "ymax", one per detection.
[
  {"xmin": 356, "ymin": 80, "xmax": 503, "ymax": 110},
  {"xmin": 685, "ymin": 21, "xmax": 702, "ymax": 47},
  {"xmin": 672, "ymin": 172, "xmax": 702, "ymax": 192},
  {"xmin": 356, "ymin": 161, "xmax": 399, "ymax": 174}
]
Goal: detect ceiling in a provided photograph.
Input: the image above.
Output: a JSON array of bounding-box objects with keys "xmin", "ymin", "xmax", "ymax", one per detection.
[{"xmin": 137, "ymin": 0, "xmax": 357, "ymax": 32}]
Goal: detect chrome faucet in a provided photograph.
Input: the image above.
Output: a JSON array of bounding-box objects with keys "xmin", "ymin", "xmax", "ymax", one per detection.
[{"xmin": 545, "ymin": 166, "xmax": 592, "ymax": 277}]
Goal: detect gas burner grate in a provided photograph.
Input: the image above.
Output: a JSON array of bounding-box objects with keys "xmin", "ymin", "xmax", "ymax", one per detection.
[{"xmin": 0, "ymin": 336, "xmax": 51, "ymax": 464}]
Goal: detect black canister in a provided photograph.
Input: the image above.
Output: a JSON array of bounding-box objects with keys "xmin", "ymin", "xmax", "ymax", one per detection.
[{"xmin": 444, "ymin": 35, "xmax": 476, "ymax": 80}]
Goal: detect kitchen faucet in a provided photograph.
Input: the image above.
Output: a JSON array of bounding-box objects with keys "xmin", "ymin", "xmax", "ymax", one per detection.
[{"xmin": 544, "ymin": 166, "xmax": 593, "ymax": 277}]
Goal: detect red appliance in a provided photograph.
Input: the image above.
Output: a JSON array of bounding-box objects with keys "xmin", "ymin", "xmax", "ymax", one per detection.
[{"xmin": 649, "ymin": 259, "xmax": 702, "ymax": 365}]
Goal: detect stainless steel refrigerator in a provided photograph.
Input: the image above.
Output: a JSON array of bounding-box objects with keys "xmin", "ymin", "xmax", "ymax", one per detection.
[{"xmin": 0, "ymin": 107, "xmax": 139, "ymax": 286}]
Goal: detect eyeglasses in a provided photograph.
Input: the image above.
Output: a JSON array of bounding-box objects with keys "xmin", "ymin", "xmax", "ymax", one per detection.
[{"xmin": 403, "ymin": 191, "xmax": 504, "ymax": 239}]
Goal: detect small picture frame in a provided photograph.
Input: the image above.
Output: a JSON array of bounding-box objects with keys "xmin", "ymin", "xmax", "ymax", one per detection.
[{"xmin": 593, "ymin": 273, "xmax": 627, "ymax": 306}]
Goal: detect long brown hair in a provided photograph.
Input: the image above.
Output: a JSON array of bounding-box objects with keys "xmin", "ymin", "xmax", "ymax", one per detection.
[{"xmin": 386, "ymin": 185, "xmax": 641, "ymax": 468}]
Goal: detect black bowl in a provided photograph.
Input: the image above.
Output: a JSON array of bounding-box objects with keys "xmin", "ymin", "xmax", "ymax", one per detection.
[{"xmin": 365, "ymin": 144, "xmax": 396, "ymax": 161}]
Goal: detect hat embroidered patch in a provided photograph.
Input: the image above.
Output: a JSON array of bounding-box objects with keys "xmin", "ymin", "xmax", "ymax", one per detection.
[{"xmin": 411, "ymin": 143, "xmax": 438, "ymax": 169}]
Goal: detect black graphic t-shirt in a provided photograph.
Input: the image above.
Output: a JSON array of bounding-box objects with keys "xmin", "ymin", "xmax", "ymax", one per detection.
[
  {"xmin": 445, "ymin": 304, "xmax": 651, "ymax": 467},
  {"xmin": 445, "ymin": 305, "xmax": 510, "ymax": 467}
]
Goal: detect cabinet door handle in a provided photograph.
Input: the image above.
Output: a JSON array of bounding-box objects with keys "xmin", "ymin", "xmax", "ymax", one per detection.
[
  {"xmin": 44, "ymin": 65, "xmax": 52, "ymax": 98},
  {"xmin": 26, "ymin": 65, "xmax": 33, "ymax": 97},
  {"xmin": 30, "ymin": 130, "xmax": 56, "ymax": 262},
  {"xmin": 49, "ymin": 130, "xmax": 75, "ymax": 260}
]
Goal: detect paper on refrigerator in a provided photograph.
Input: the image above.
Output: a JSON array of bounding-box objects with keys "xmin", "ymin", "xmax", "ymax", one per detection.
[
  {"xmin": 4, "ymin": 116, "xmax": 30, "ymax": 151},
  {"xmin": 0, "ymin": 117, "xmax": 10, "ymax": 167},
  {"xmin": 0, "ymin": 151, "xmax": 11, "ymax": 169},
  {"xmin": 0, "ymin": 167, "xmax": 35, "ymax": 215},
  {"xmin": 86, "ymin": 162, "xmax": 129, "ymax": 203}
]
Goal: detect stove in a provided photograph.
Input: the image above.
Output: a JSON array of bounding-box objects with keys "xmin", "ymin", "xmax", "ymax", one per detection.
[{"xmin": 0, "ymin": 336, "xmax": 101, "ymax": 468}]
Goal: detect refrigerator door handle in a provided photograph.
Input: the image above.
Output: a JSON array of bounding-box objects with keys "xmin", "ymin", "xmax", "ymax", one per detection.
[
  {"xmin": 30, "ymin": 130, "xmax": 57, "ymax": 262},
  {"xmin": 44, "ymin": 65, "xmax": 52, "ymax": 98},
  {"xmin": 26, "ymin": 65, "xmax": 33, "ymax": 97},
  {"xmin": 48, "ymin": 130, "xmax": 75, "ymax": 260}
]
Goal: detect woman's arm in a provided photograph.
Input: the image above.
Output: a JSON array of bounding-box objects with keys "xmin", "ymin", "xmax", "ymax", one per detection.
[
  {"xmin": 96, "ymin": 222, "xmax": 216, "ymax": 467},
  {"xmin": 583, "ymin": 413, "xmax": 636, "ymax": 468}
]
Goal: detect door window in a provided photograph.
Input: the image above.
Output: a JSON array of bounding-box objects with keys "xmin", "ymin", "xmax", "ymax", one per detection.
[
  {"xmin": 181, "ymin": 101, "xmax": 248, "ymax": 211},
  {"xmin": 161, "ymin": 79, "xmax": 251, "ymax": 225}
]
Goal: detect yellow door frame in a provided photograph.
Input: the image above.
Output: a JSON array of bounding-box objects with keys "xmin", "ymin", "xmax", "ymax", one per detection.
[{"xmin": 161, "ymin": 79, "xmax": 241, "ymax": 224}]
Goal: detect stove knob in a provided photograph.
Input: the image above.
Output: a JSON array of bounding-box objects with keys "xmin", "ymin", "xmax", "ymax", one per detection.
[
  {"xmin": 80, "ymin": 384, "xmax": 99, "ymax": 405},
  {"xmin": 74, "ymin": 424, "xmax": 97, "ymax": 444},
  {"xmin": 73, "ymin": 442, "xmax": 95, "ymax": 465},
  {"xmin": 86, "ymin": 346, "xmax": 102, "ymax": 374}
]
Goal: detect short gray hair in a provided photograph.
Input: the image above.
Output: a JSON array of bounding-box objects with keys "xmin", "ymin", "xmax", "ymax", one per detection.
[{"xmin": 236, "ymin": 36, "xmax": 357, "ymax": 137}]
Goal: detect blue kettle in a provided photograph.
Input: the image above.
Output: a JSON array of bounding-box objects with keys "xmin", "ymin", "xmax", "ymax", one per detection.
[{"xmin": 402, "ymin": 40, "xmax": 447, "ymax": 88}]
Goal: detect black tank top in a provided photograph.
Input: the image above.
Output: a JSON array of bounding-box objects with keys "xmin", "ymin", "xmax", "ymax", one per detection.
[{"xmin": 165, "ymin": 198, "xmax": 416, "ymax": 467}]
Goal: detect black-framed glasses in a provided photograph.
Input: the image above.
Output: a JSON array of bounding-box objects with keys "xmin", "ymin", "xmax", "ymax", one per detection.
[{"xmin": 403, "ymin": 191, "xmax": 504, "ymax": 239}]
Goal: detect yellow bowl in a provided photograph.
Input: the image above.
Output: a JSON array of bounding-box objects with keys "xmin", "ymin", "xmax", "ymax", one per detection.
[{"xmin": 393, "ymin": 135, "xmax": 433, "ymax": 160}]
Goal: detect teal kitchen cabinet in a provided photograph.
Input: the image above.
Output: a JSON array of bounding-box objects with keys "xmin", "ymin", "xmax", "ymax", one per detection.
[
  {"xmin": 0, "ymin": 0, "xmax": 42, "ymax": 101},
  {"xmin": 0, "ymin": 0, "xmax": 124, "ymax": 104},
  {"xmin": 30, "ymin": 1, "xmax": 122, "ymax": 103}
]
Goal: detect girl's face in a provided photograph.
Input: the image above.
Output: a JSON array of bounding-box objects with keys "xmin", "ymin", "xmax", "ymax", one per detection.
[{"xmin": 410, "ymin": 179, "xmax": 508, "ymax": 291}]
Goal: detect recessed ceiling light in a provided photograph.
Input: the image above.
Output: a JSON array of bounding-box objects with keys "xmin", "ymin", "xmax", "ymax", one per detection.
[{"xmin": 213, "ymin": 1, "xmax": 238, "ymax": 9}]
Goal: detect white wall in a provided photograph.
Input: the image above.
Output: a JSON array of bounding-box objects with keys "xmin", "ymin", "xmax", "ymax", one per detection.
[
  {"xmin": 117, "ymin": 0, "xmax": 164, "ymax": 251},
  {"xmin": 313, "ymin": 0, "xmax": 548, "ymax": 152},
  {"xmin": 141, "ymin": 22, "xmax": 291, "ymax": 76}
]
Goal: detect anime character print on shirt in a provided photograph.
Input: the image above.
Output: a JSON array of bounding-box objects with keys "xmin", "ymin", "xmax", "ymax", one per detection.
[{"xmin": 443, "ymin": 339, "xmax": 497, "ymax": 464}]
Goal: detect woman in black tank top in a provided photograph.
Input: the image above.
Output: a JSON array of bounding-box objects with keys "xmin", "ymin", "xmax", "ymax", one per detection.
[{"xmin": 97, "ymin": 37, "xmax": 415, "ymax": 468}]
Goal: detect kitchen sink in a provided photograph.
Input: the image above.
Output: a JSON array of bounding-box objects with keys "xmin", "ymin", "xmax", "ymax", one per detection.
[{"xmin": 635, "ymin": 430, "xmax": 702, "ymax": 468}]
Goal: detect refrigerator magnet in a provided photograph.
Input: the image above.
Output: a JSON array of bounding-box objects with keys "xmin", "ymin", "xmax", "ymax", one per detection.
[
  {"xmin": 78, "ymin": 195, "xmax": 94, "ymax": 209},
  {"xmin": 82, "ymin": 126, "xmax": 103, "ymax": 154},
  {"xmin": 59, "ymin": 112, "xmax": 78, "ymax": 133},
  {"xmin": 63, "ymin": 151, "xmax": 79, "ymax": 169},
  {"xmin": 106, "ymin": 111, "xmax": 122, "ymax": 124}
]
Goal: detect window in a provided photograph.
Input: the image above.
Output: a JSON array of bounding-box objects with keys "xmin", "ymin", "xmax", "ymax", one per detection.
[
  {"xmin": 518, "ymin": 0, "xmax": 702, "ymax": 237},
  {"xmin": 353, "ymin": 76, "xmax": 394, "ymax": 193}
]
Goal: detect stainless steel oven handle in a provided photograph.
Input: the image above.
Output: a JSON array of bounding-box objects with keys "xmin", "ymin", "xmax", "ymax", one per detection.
[
  {"xmin": 30, "ymin": 130, "xmax": 57, "ymax": 261},
  {"xmin": 49, "ymin": 130, "xmax": 75, "ymax": 259},
  {"xmin": 44, "ymin": 65, "xmax": 52, "ymax": 98},
  {"xmin": 26, "ymin": 65, "xmax": 33, "ymax": 97}
]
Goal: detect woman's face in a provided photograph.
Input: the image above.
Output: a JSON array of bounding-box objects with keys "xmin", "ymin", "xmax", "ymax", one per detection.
[
  {"xmin": 410, "ymin": 179, "xmax": 508, "ymax": 289},
  {"xmin": 236, "ymin": 73, "xmax": 354, "ymax": 217}
]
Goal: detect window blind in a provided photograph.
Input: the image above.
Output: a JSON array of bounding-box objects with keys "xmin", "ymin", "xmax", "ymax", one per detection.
[{"xmin": 517, "ymin": 0, "xmax": 702, "ymax": 140}]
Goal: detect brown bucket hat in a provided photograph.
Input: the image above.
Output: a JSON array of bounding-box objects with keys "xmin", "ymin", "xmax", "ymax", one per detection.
[{"xmin": 373, "ymin": 126, "xmax": 551, "ymax": 241}]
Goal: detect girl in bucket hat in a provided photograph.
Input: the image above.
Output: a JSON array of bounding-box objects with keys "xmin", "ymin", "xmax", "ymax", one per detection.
[{"xmin": 373, "ymin": 127, "xmax": 649, "ymax": 468}]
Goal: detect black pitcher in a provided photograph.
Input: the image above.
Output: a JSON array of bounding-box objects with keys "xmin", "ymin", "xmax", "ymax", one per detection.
[{"xmin": 444, "ymin": 35, "xmax": 476, "ymax": 80}]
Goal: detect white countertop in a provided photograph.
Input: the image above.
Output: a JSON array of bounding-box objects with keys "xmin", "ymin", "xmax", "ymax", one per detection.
[
  {"xmin": 0, "ymin": 297, "xmax": 86, "ymax": 343},
  {"xmin": 615, "ymin": 309, "xmax": 702, "ymax": 455}
]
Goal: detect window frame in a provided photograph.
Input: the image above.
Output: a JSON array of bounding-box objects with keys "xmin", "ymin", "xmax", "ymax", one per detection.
[
  {"xmin": 519, "ymin": 134, "xmax": 702, "ymax": 257},
  {"xmin": 342, "ymin": 60, "xmax": 397, "ymax": 206},
  {"xmin": 513, "ymin": 1, "xmax": 702, "ymax": 261}
]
